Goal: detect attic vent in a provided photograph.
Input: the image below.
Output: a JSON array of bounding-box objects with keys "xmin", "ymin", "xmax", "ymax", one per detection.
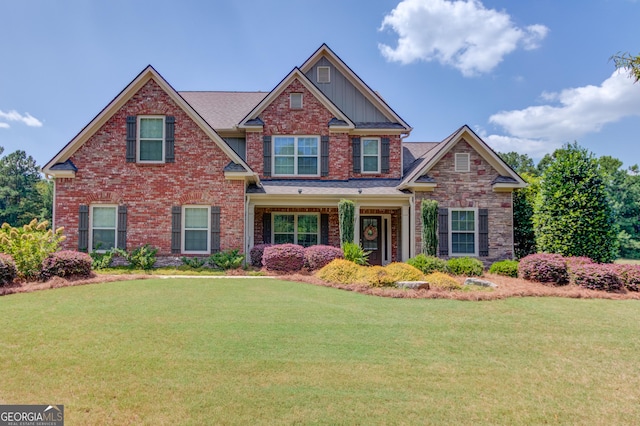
[
  {"xmin": 455, "ymin": 153, "xmax": 470, "ymax": 172},
  {"xmin": 290, "ymin": 93, "xmax": 303, "ymax": 109},
  {"xmin": 317, "ymin": 66, "xmax": 330, "ymax": 83}
]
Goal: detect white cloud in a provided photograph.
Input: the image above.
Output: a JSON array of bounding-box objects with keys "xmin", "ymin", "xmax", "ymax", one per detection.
[
  {"xmin": 379, "ymin": 0, "xmax": 548, "ymax": 76},
  {"xmin": 0, "ymin": 110, "xmax": 43, "ymax": 128},
  {"xmin": 485, "ymin": 70, "xmax": 640, "ymax": 156}
]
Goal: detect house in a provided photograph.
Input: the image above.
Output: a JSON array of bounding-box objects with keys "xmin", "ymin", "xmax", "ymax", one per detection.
[{"xmin": 43, "ymin": 44, "xmax": 526, "ymax": 266}]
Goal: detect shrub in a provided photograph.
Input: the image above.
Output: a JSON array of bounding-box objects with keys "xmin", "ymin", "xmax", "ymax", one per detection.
[
  {"xmin": 614, "ymin": 264, "xmax": 640, "ymax": 292},
  {"xmin": 489, "ymin": 260, "xmax": 519, "ymax": 278},
  {"xmin": 90, "ymin": 250, "xmax": 115, "ymax": 270},
  {"xmin": 518, "ymin": 253, "xmax": 569, "ymax": 285},
  {"xmin": 357, "ymin": 265, "xmax": 395, "ymax": 287},
  {"xmin": 262, "ymin": 244, "xmax": 305, "ymax": 272},
  {"xmin": 0, "ymin": 220, "xmax": 66, "ymax": 279},
  {"xmin": 425, "ymin": 272, "xmax": 461, "ymax": 290},
  {"xmin": 181, "ymin": 256, "xmax": 206, "ymax": 269},
  {"xmin": 407, "ymin": 254, "xmax": 448, "ymax": 274},
  {"xmin": 304, "ymin": 245, "xmax": 344, "ymax": 271},
  {"xmin": 115, "ymin": 244, "xmax": 158, "ymax": 270},
  {"xmin": 385, "ymin": 262, "xmax": 424, "ymax": 283},
  {"xmin": 571, "ymin": 263, "xmax": 623, "ymax": 292},
  {"xmin": 40, "ymin": 250, "xmax": 93, "ymax": 281},
  {"xmin": 209, "ymin": 249, "xmax": 244, "ymax": 270},
  {"xmin": 421, "ymin": 199, "xmax": 438, "ymax": 256},
  {"xmin": 447, "ymin": 257, "xmax": 484, "ymax": 276},
  {"xmin": 342, "ymin": 242, "xmax": 370, "ymax": 266},
  {"xmin": 338, "ymin": 199, "xmax": 355, "ymax": 246},
  {"xmin": 249, "ymin": 244, "xmax": 273, "ymax": 267},
  {"xmin": 316, "ymin": 258, "xmax": 361, "ymax": 285},
  {"xmin": 0, "ymin": 253, "xmax": 17, "ymax": 286}
]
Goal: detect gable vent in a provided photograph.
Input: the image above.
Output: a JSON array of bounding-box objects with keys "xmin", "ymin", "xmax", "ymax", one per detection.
[
  {"xmin": 317, "ymin": 66, "xmax": 330, "ymax": 83},
  {"xmin": 455, "ymin": 153, "xmax": 470, "ymax": 172},
  {"xmin": 290, "ymin": 93, "xmax": 303, "ymax": 109}
]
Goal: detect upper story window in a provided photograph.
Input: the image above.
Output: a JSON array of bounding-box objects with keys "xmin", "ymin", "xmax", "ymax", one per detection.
[
  {"xmin": 290, "ymin": 93, "xmax": 303, "ymax": 109},
  {"xmin": 138, "ymin": 116, "xmax": 165, "ymax": 163},
  {"xmin": 90, "ymin": 205, "xmax": 118, "ymax": 252},
  {"xmin": 317, "ymin": 66, "xmax": 330, "ymax": 83},
  {"xmin": 362, "ymin": 138, "xmax": 380, "ymax": 173},
  {"xmin": 455, "ymin": 153, "xmax": 470, "ymax": 172},
  {"xmin": 273, "ymin": 136, "xmax": 319, "ymax": 176}
]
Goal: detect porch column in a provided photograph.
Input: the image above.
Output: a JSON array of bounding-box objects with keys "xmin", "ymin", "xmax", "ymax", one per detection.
[
  {"xmin": 246, "ymin": 200, "xmax": 255, "ymax": 254},
  {"xmin": 401, "ymin": 204, "xmax": 411, "ymax": 261},
  {"xmin": 354, "ymin": 203, "xmax": 361, "ymax": 245}
]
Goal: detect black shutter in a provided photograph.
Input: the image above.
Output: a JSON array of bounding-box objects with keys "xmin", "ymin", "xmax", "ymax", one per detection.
[
  {"xmin": 381, "ymin": 137, "xmax": 390, "ymax": 173},
  {"xmin": 320, "ymin": 213, "xmax": 329, "ymax": 245},
  {"xmin": 321, "ymin": 136, "xmax": 329, "ymax": 177},
  {"xmin": 352, "ymin": 137, "xmax": 361, "ymax": 173},
  {"xmin": 262, "ymin": 212, "xmax": 271, "ymax": 244},
  {"xmin": 438, "ymin": 208, "xmax": 449, "ymax": 256},
  {"xmin": 171, "ymin": 206, "xmax": 181, "ymax": 254},
  {"xmin": 165, "ymin": 116, "xmax": 175, "ymax": 163},
  {"xmin": 211, "ymin": 206, "xmax": 221, "ymax": 253},
  {"xmin": 263, "ymin": 136, "xmax": 272, "ymax": 177},
  {"xmin": 126, "ymin": 116, "xmax": 136, "ymax": 163},
  {"xmin": 117, "ymin": 205, "xmax": 127, "ymax": 250},
  {"xmin": 78, "ymin": 205, "xmax": 89, "ymax": 252},
  {"xmin": 479, "ymin": 208, "xmax": 489, "ymax": 257}
]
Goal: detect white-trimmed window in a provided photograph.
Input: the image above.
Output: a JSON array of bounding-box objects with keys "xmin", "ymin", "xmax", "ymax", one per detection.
[
  {"xmin": 138, "ymin": 116, "xmax": 165, "ymax": 162},
  {"xmin": 362, "ymin": 138, "xmax": 380, "ymax": 173},
  {"xmin": 455, "ymin": 153, "xmax": 470, "ymax": 172},
  {"xmin": 317, "ymin": 66, "xmax": 330, "ymax": 83},
  {"xmin": 91, "ymin": 205, "xmax": 117, "ymax": 251},
  {"xmin": 450, "ymin": 209, "xmax": 477, "ymax": 255},
  {"xmin": 182, "ymin": 206, "xmax": 210, "ymax": 253},
  {"xmin": 273, "ymin": 136, "xmax": 319, "ymax": 176},
  {"xmin": 290, "ymin": 93, "xmax": 303, "ymax": 109},
  {"xmin": 273, "ymin": 213, "xmax": 319, "ymax": 247}
]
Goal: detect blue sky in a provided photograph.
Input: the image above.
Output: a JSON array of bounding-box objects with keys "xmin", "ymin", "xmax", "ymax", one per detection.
[{"xmin": 2, "ymin": 0, "xmax": 639, "ymax": 168}]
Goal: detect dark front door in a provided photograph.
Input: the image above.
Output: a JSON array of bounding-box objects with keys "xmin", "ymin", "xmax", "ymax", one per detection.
[{"xmin": 360, "ymin": 216, "xmax": 382, "ymax": 266}]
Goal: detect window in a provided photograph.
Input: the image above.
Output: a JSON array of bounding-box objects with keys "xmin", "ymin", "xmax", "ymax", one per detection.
[
  {"xmin": 273, "ymin": 136, "xmax": 319, "ymax": 176},
  {"xmin": 290, "ymin": 93, "xmax": 303, "ymax": 109},
  {"xmin": 138, "ymin": 116, "xmax": 165, "ymax": 162},
  {"xmin": 183, "ymin": 206, "xmax": 210, "ymax": 253},
  {"xmin": 362, "ymin": 138, "xmax": 380, "ymax": 173},
  {"xmin": 91, "ymin": 205, "xmax": 117, "ymax": 251},
  {"xmin": 450, "ymin": 209, "xmax": 477, "ymax": 255},
  {"xmin": 273, "ymin": 213, "xmax": 319, "ymax": 247},
  {"xmin": 455, "ymin": 153, "xmax": 470, "ymax": 172},
  {"xmin": 317, "ymin": 66, "xmax": 330, "ymax": 83}
]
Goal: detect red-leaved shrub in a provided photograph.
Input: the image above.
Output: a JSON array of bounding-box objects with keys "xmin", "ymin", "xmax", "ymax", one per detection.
[
  {"xmin": 304, "ymin": 245, "xmax": 344, "ymax": 271},
  {"xmin": 518, "ymin": 253, "xmax": 569, "ymax": 285},
  {"xmin": 40, "ymin": 250, "xmax": 93, "ymax": 281},
  {"xmin": 0, "ymin": 253, "xmax": 17, "ymax": 286},
  {"xmin": 614, "ymin": 264, "xmax": 640, "ymax": 292},
  {"xmin": 250, "ymin": 244, "xmax": 273, "ymax": 267},
  {"xmin": 262, "ymin": 244, "xmax": 305, "ymax": 272},
  {"xmin": 571, "ymin": 263, "xmax": 624, "ymax": 292}
]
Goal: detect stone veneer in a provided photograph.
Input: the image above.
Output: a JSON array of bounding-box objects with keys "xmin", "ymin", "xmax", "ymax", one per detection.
[{"xmin": 414, "ymin": 139, "xmax": 514, "ymax": 264}]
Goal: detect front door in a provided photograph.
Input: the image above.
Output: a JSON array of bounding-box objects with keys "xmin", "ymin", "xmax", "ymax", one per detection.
[{"xmin": 360, "ymin": 216, "xmax": 382, "ymax": 266}]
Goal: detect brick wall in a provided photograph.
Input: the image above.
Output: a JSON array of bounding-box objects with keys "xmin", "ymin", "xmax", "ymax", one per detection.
[
  {"xmin": 245, "ymin": 79, "xmax": 403, "ymax": 180},
  {"xmin": 414, "ymin": 139, "xmax": 514, "ymax": 263},
  {"xmin": 55, "ymin": 79, "xmax": 245, "ymax": 255}
]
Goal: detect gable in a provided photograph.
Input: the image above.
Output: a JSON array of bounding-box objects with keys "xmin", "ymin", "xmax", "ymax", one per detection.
[{"xmin": 304, "ymin": 56, "xmax": 390, "ymax": 124}]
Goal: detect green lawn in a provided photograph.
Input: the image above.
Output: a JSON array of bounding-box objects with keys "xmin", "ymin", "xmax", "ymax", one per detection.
[{"xmin": 2, "ymin": 278, "xmax": 640, "ymax": 425}]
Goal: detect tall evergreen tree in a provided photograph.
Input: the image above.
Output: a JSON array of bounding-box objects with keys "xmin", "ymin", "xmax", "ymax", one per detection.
[{"xmin": 534, "ymin": 142, "xmax": 618, "ymax": 263}]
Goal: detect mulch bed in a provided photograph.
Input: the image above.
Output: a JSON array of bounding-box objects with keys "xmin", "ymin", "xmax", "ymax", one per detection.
[{"xmin": 2, "ymin": 271, "xmax": 639, "ymax": 301}]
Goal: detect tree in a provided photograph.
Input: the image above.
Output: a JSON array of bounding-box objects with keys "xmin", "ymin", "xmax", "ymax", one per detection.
[
  {"xmin": 420, "ymin": 199, "xmax": 438, "ymax": 256},
  {"xmin": 338, "ymin": 199, "xmax": 355, "ymax": 246},
  {"xmin": 534, "ymin": 142, "xmax": 618, "ymax": 263},
  {"xmin": 611, "ymin": 52, "xmax": 640, "ymax": 82},
  {"xmin": 498, "ymin": 152, "xmax": 538, "ymax": 176},
  {"xmin": 0, "ymin": 149, "xmax": 52, "ymax": 226}
]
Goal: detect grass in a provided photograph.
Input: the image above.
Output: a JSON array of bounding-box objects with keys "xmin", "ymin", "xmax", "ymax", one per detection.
[
  {"xmin": 2, "ymin": 278, "xmax": 640, "ymax": 425},
  {"xmin": 616, "ymin": 258, "xmax": 640, "ymax": 265}
]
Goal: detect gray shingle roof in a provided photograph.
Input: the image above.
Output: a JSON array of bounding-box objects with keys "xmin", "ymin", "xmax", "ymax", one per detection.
[
  {"xmin": 355, "ymin": 122, "xmax": 405, "ymax": 129},
  {"xmin": 223, "ymin": 162, "xmax": 247, "ymax": 172},
  {"xmin": 49, "ymin": 159, "xmax": 77, "ymax": 171},
  {"xmin": 179, "ymin": 91, "xmax": 268, "ymax": 130},
  {"xmin": 402, "ymin": 142, "xmax": 440, "ymax": 174},
  {"xmin": 247, "ymin": 179, "xmax": 409, "ymax": 196},
  {"xmin": 492, "ymin": 175, "xmax": 518, "ymax": 184}
]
